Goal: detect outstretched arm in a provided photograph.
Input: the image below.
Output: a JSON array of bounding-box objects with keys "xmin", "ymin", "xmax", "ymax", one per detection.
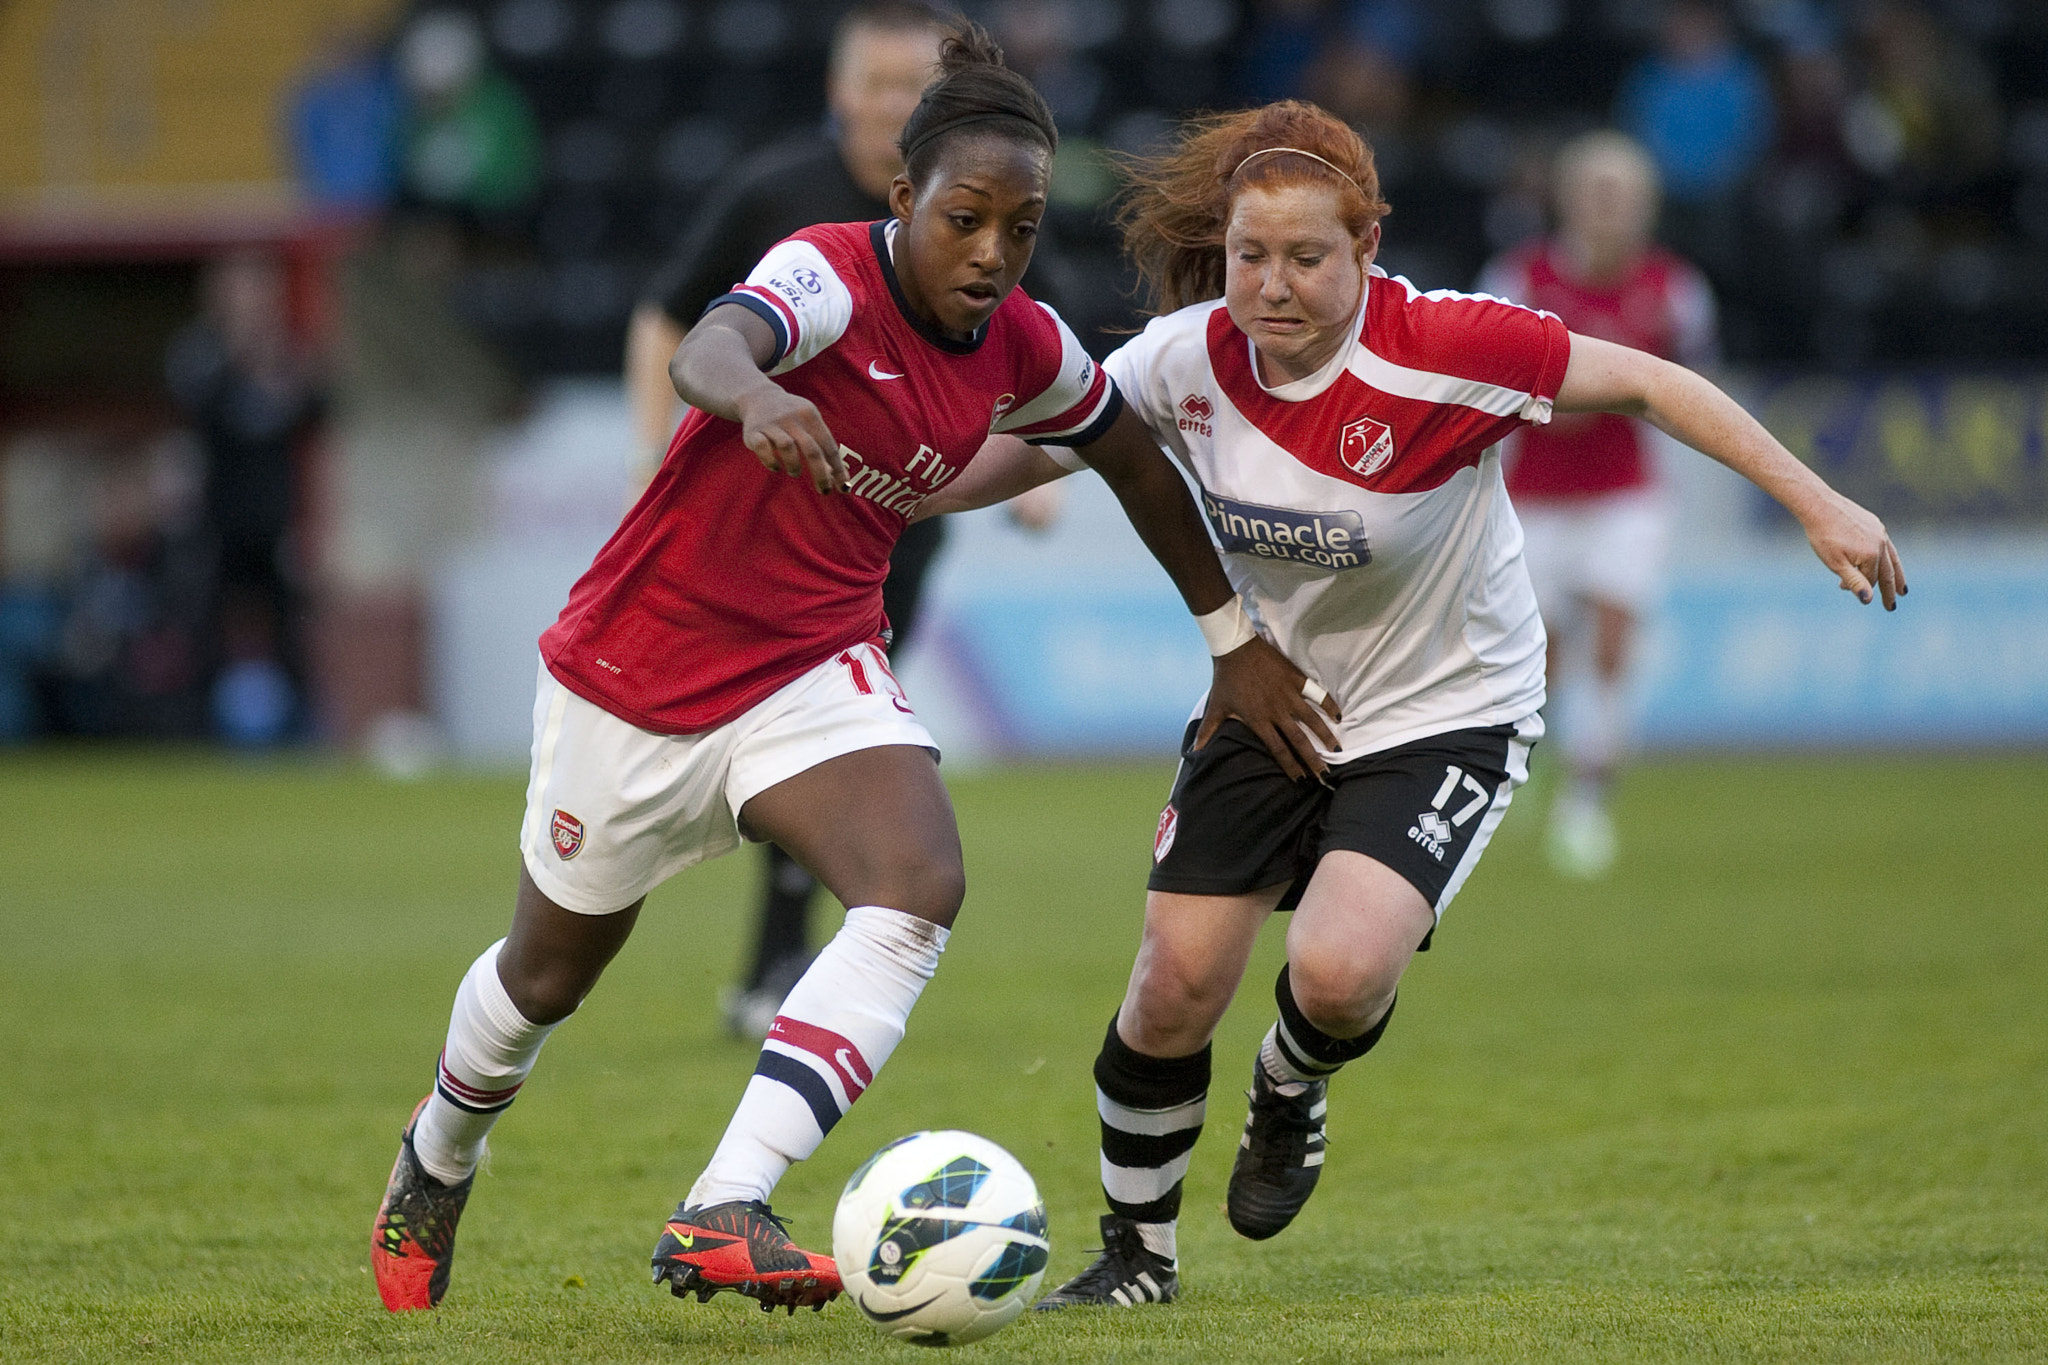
[
  {"xmin": 1070, "ymin": 404, "xmax": 1341, "ymax": 779},
  {"xmin": 1555, "ymin": 334, "xmax": 1907, "ymax": 609},
  {"xmin": 670, "ymin": 304, "xmax": 846, "ymax": 495}
]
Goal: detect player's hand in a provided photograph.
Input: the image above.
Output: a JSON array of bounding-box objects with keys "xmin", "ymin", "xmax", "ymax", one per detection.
[
  {"xmin": 1004, "ymin": 480, "xmax": 1067, "ymax": 532},
  {"xmin": 736, "ymin": 385, "xmax": 846, "ymax": 494},
  {"xmin": 1800, "ymin": 488, "xmax": 1907, "ymax": 610},
  {"xmin": 1197, "ymin": 636, "xmax": 1342, "ymax": 781}
]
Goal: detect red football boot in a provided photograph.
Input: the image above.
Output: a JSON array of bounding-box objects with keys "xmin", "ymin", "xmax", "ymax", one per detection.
[
  {"xmin": 372, "ymin": 1099, "xmax": 474, "ymax": 1311},
  {"xmin": 651, "ymin": 1199, "xmax": 842, "ymax": 1313}
]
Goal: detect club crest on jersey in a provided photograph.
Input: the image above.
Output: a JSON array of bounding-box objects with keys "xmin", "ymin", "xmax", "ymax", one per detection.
[
  {"xmin": 1153, "ymin": 804, "xmax": 1178, "ymax": 863},
  {"xmin": 551, "ymin": 809, "xmax": 584, "ymax": 860},
  {"xmin": 1340, "ymin": 415, "xmax": 1395, "ymax": 479},
  {"xmin": 989, "ymin": 392, "xmax": 1015, "ymax": 429},
  {"xmin": 1178, "ymin": 393, "xmax": 1213, "ymax": 437}
]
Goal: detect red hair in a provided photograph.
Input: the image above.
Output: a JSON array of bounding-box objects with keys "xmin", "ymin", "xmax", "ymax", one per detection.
[{"xmin": 1116, "ymin": 101, "xmax": 1391, "ymax": 315}]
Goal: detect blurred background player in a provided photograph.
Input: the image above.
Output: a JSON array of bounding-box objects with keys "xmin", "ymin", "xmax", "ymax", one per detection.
[
  {"xmin": 624, "ymin": 0, "xmax": 1059, "ymax": 1038},
  {"xmin": 625, "ymin": 2, "xmax": 945, "ymax": 1035},
  {"xmin": 1477, "ymin": 131, "xmax": 1718, "ymax": 879}
]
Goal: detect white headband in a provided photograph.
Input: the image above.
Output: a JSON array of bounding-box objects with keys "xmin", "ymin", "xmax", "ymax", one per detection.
[{"xmin": 1231, "ymin": 146, "xmax": 1365, "ymax": 195}]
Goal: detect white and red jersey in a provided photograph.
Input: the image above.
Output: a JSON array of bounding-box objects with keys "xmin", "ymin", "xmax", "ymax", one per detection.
[
  {"xmin": 1476, "ymin": 240, "xmax": 1717, "ymax": 500},
  {"xmin": 1100, "ymin": 268, "xmax": 1569, "ymax": 759},
  {"xmin": 542, "ymin": 219, "xmax": 1117, "ymax": 734}
]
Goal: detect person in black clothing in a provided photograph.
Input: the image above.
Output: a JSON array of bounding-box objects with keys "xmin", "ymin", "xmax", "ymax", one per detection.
[
  {"xmin": 626, "ymin": 1, "xmax": 1060, "ymax": 1037},
  {"xmin": 166, "ymin": 249, "xmax": 323, "ymax": 744}
]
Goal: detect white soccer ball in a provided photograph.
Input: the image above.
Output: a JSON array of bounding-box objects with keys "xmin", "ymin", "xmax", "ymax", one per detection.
[{"xmin": 833, "ymin": 1130, "xmax": 1051, "ymax": 1346}]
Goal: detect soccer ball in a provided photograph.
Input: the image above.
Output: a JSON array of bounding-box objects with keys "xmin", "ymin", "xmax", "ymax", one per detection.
[{"xmin": 833, "ymin": 1130, "xmax": 1051, "ymax": 1346}]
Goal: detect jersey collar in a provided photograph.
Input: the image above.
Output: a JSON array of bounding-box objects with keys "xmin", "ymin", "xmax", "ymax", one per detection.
[
  {"xmin": 1246, "ymin": 268, "xmax": 1375, "ymax": 403},
  {"xmin": 871, "ymin": 219, "xmax": 989, "ymax": 356}
]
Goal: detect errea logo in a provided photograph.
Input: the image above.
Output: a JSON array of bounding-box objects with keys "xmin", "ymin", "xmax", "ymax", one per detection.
[
  {"xmin": 1340, "ymin": 415, "xmax": 1395, "ymax": 479},
  {"xmin": 1407, "ymin": 764, "xmax": 1494, "ymax": 863},
  {"xmin": 1178, "ymin": 393, "xmax": 1213, "ymax": 437},
  {"xmin": 1408, "ymin": 811, "xmax": 1453, "ymax": 861}
]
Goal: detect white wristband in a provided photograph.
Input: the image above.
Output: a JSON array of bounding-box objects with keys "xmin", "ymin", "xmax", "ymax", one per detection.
[{"xmin": 1194, "ymin": 594, "xmax": 1257, "ymax": 657}]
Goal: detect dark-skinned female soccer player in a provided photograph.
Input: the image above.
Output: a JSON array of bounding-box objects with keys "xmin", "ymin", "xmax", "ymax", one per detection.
[{"xmin": 371, "ymin": 28, "xmax": 1330, "ymax": 1317}]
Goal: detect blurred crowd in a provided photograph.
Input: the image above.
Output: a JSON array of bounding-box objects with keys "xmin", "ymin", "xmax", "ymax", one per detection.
[
  {"xmin": 1, "ymin": 252, "xmax": 322, "ymax": 745},
  {"xmin": 287, "ymin": 0, "xmax": 2048, "ymax": 372}
]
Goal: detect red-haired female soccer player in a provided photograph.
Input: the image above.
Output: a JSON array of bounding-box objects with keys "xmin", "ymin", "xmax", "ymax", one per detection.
[
  {"xmin": 925, "ymin": 100, "xmax": 1904, "ymax": 1308},
  {"xmin": 371, "ymin": 32, "xmax": 1325, "ymax": 1318}
]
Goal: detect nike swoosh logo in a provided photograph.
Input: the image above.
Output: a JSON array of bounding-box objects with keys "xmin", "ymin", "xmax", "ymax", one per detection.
[
  {"xmin": 869, "ymin": 361, "xmax": 904, "ymax": 380},
  {"xmin": 860, "ymin": 1292, "xmax": 945, "ymax": 1322}
]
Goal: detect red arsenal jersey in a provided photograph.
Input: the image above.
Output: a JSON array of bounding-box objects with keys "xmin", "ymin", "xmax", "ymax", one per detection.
[
  {"xmin": 1477, "ymin": 241, "xmax": 1717, "ymax": 499},
  {"xmin": 540, "ymin": 220, "xmax": 1117, "ymax": 734}
]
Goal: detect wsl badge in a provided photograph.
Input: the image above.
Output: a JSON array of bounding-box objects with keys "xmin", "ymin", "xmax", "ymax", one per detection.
[
  {"xmin": 1340, "ymin": 415, "xmax": 1395, "ymax": 479},
  {"xmin": 550, "ymin": 809, "xmax": 585, "ymax": 860}
]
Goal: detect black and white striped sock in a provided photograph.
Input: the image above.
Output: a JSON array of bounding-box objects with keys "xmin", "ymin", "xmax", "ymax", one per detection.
[
  {"xmin": 1094, "ymin": 1016, "xmax": 1208, "ymax": 1270},
  {"xmin": 1257, "ymin": 965, "xmax": 1396, "ymax": 1095}
]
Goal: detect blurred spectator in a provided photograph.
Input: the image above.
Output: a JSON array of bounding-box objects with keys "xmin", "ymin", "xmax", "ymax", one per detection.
[
  {"xmin": 397, "ymin": 10, "xmax": 542, "ymax": 218},
  {"xmin": 1236, "ymin": 0, "xmax": 1325, "ymax": 101},
  {"xmin": 46, "ymin": 439, "xmax": 214, "ymax": 740},
  {"xmin": 1844, "ymin": 0, "xmax": 2001, "ymax": 197},
  {"xmin": 995, "ymin": 1, "xmax": 1106, "ymax": 132},
  {"xmin": 1758, "ymin": 30, "xmax": 1861, "ymax": 245},
  {"xmin": 1236, "ymin": 0, "xmax": 1424, "ymax": 128},
  {"xmin": 1616, "ymin": 1, "xmax": 1774, "ymax": 203},
  {"xmin": 165, "ymin": 251, "xmax": 324, "ymax": 745},
  {"xmin": 287, "ymin": 19, "xmax": 405, "ymax": 215},
  {"xmin": 1309, "ymin": 0, "xmax": 1423, "ymax": 136}
]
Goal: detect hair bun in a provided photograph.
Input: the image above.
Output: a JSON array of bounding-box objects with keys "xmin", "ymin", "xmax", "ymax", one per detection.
[
  {"xmin": 937, "ymin": 22, "xmax": 1006, "ymax": 73},
  {"xmin": 896, "ymin": 21, "xmax": 1058, "ymax": 181}
]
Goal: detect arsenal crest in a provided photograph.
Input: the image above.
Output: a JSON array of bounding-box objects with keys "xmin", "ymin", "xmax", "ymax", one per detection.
[
  {"xmin": 1153, "ymin": 804, "xmax": 1179, "ymax": 863},
  {"xmin": 550, "ymin": 808, "xmax": 585, "ymax": 860},
  {"xmin": 1340, "ymin": 415, "xmax": 1395, "ymax": 479}
]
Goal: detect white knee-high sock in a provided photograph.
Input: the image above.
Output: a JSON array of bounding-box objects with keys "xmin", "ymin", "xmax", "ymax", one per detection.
[
  {"xmin": 412, "ymin": 940, "xmax": 560, "ymax": 1186},
  {"xmin": 688, "ymin": 906, "xmax": 947, "ymax": 1207}
]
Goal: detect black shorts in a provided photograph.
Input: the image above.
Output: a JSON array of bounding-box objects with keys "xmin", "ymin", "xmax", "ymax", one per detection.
[{"xmin": 1146, "ymin": 716, "xmax": 1540, "ymax": 948}]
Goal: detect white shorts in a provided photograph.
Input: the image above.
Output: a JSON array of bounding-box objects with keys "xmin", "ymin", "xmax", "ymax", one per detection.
[
  {"xmin": 1517, "ymin": 490, "xmax": 1669, "ymax": 621},
  {"xmin": 517, "ymin": 645, "xmax": 938, "ymax": 914}
]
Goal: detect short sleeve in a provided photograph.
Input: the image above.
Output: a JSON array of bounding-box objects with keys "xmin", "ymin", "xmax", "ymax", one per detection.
[
  {"xmin": 1372, "ymin": 276, "xmax": 1571, "ymax": 432},
  {"xmin": 1488, "ymin": 301, "xmax": 1570, "ymax": 427},
  {"xmin": 991, "ymin": 302, "xmax": 1122, "ymax": 447},
  {"xmin": 1100, "ymin": 317, "xmax": 1174, "ymax": 437},
  {"xmin": 707, "ymin": 238, "xmax": 855, "ymax": 375}
]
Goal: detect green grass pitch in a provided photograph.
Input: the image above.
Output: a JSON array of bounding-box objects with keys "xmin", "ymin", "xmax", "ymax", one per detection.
[{"xmin": 2, "ymin": 749, "xmax": 2044, "ymax": 1362}]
